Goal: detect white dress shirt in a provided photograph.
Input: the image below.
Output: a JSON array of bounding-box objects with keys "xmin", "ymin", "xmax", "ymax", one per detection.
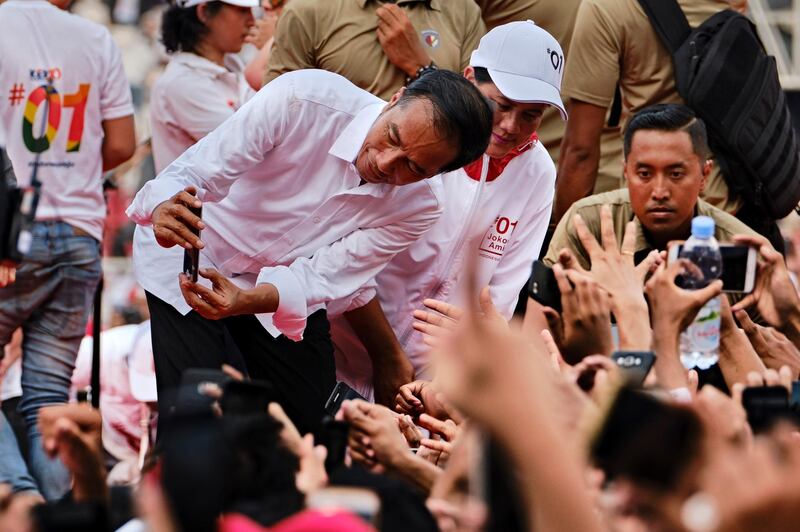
[
  {"xmin": 330, "ymin": 141, "xmax": 555, "ymax": 398},
  {"xmin": 127, "ymin": 70, "xmax": 443, "ymax": 341},
  {"xmin": 150, "ymin": 52, "xmax": 254, "ymax": 173}
]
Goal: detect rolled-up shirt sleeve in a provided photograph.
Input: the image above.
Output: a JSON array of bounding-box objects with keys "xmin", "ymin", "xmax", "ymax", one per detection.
[
  {"xmin": 258, "ymin": 201, "xmax": 442, "ymax": 340},
  {"xmin": 126, "ymin": 75, "xmax": 293, "ymax": 224}
]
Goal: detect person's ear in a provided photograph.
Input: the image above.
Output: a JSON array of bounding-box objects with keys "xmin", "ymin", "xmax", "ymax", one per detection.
[
  {"xmin": 387, "ymin": 86, "xmax": 406, "ymax": 107},
  {"xmin": 464, "ymin": 66, "xmax": 476, "ymax": 84},
  {"xmin": 699, "ymin": 158, "xmax": 712, "ymax": 193},
  {"xmin": 197, "ymin": 3, "xmax": 208, "ymax": 24}
]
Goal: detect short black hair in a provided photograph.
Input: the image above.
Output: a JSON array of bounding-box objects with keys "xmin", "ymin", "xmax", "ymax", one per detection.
[
  {"xmin": 624, "ymin": 103, "xmax": 711, "ymax": 160},
  {"xmin": 472, "ymin": 66, "xmax": 494, "ymax": 85},
  {"xmin": 161, "ymin": 1, "xmax": 224, "ymax": 54},
  {"xmin": 397, "ymin": 69, "xmax": 494, "ymax": 172}
]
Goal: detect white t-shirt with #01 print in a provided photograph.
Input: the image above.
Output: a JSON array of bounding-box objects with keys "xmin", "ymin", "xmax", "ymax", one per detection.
[{"xmin": 0, "ymin": 0, "xmax": 134, "ymax": 242}]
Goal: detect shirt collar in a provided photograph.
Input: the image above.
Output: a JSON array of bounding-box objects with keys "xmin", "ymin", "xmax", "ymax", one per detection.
[
  {"xmin": 357, "ymin": 0, "xmax": 440, "ymax": 11},
  {"xmin": 171, "ymin": 52, "xmax": 238, "ymax": 78},
  {"xmin": 328, "ymin": 101, "xmax": 386, "ymax": 163}
]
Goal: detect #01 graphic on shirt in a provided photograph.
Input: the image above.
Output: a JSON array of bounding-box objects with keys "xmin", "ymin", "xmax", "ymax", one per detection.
[
  {"xmin": 8, "ymin": 74, "xmax": 91, "ymax": 154},
  {"xmin": 479, "ymin": 216, "xmax": 518, "ymax": 261}
]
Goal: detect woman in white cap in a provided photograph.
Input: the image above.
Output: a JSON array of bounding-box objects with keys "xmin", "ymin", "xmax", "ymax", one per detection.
[{"xmin": 150, "ymin": 0, "xmax": 258, "ymax": 173}]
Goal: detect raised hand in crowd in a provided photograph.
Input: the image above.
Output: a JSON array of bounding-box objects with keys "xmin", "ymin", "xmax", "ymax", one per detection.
[
  {"xmin": 425, "ymin": 429, "xmax": 487, "ymax": 532},
  {"xmin": 695, "ymin": 425, "xmax": 800, "ymax": 532},
  {"xmin": 375, "ymin": 3, "xmax": 432, "ymax": 78},
  {"xmin": 645, "ymin": 260, "xmax": 722, "ymax": 391},
  {"xmin": 150, "ymin": 186, "xmax": 204, "ymax": 250},
  {"xmin": 395, "ymin": 379, "xmax": 455, "ymax": 420},
  {"xmin": 717, "ymin": 295, "xmax": 767, "ymax": 388},
  {"xmin": 246, "ymin": 8, "xmax": 280, "ymax": 50},
  {"xmin": 341, "ymin": 399, "xmax": 440, "ymax": 493},
  {"xmin": 736, "ymin": 309, "xmax": 800, "ymax": 379},
  {"xmin": 0, "ymin": 484, "xmax": 39, "ymax": 532},
  {"xmin": 38, "ymin": 404, "xmax": 106, "ymax": 503},
  {"xmin": 566, "ymin": 205, "xmax": 656, "ymax": 351},
  {"xmin": 550, "ymin": 263, "xmax": 614, "ymax": 362},
  {"xmin": 732, "ymin": 234, "xmax": 800, "ymax": 333},
  {"xmin": 428, "ymin": 272, "xmax": 604, "ymax": 532}
]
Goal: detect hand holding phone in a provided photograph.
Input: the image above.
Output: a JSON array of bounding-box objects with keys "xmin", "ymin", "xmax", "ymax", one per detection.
[
  {"xmin": 667, "ymin": 242, "xmax": 756, "ymax": 293},
  {"xmin": 150, "ymin": 186, "xmax": 204, "ymax": 251}
]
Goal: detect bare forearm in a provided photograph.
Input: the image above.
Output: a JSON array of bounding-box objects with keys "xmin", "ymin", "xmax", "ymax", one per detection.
[
  {"xmin": 652, "ymin": 326, "xmax": 689, "ymax": 390},
  {"xmin": 719, "ymin": 328, "xmax": 766, "ymax": 386},
  {"xmin": 392, "ymin": 452, "xmax": 440, "ymax": 494},
  {"xmin": 614, "ymin": 300, "xmax": 652, "ymax": 351},
  {"xmin": 238, "ymin": 283, "xmax": 280, "ymax": 314},
  {"xmin": 495, "ymin": 409, "xmax": 603, "ymax": 532},
  {"xmin": 344, "ymin": 297, "xmax": 405, "ymax": 364}
]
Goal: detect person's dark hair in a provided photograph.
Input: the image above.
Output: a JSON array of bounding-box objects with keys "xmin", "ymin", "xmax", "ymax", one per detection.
[
  {"xmin": 472, "ymin": 66, "xmax": 494, "ymax": 85},
  {"xmin": 397, "ymin": 69, "xmax": 494, "ymax": 172},
  {"xmin": 161, "ymin": 1, "xmax": 224, "ymax": 54},
  {"xmin": 623, "ymin": 103, "xmax": 711, "ymax": 161}
]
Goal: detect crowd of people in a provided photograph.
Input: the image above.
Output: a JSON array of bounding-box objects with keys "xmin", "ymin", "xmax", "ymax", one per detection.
[{"xmin": 2, "ymin": 0, "xmax": 800, "ymax": 530}]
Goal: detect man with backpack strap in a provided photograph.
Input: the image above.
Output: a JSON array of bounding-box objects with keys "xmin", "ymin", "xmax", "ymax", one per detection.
[{"xmin": 553, "ymin": 0, "xmax": 788, "ymax": 251}]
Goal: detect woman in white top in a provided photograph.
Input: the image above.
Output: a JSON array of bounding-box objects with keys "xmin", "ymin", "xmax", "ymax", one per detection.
[{"xmin": 150, "ymin": 0, "xmax": 258, "ymax": 172}]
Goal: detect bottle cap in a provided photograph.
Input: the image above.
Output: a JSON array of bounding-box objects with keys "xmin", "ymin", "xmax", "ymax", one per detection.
[{"xmin": 691, "ymin": 216, "xmax": 715, "ymax": 238}]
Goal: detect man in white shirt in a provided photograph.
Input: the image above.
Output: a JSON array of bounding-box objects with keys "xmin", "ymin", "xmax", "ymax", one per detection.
[
  {"xmin": 0, "ymin": 0, "xmax": 135, "ymax": 500},
  {"xmin": 126, "ymin": 68, "xmax": 493, "ymax": 436},
  {"xmin": 330, "ymin": 21, "xmax": 565, "ymax": 402}
]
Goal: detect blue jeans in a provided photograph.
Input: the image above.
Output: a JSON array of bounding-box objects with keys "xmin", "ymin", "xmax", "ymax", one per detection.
[{"xmin": 0, "ymin": 221, "xmax": 101, "ymax": 500}]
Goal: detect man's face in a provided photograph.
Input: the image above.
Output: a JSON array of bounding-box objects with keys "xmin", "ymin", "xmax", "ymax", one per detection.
[
  {"xmin": 625, "ymin": 129, "xmax": 710, "ymax": 241},
  {"xmin": 465, "ymin": 68, "xmax": 547, "ymax": 159},
  {"xmin": 355, "ymin": 96, "xmax": 458, "ymax": 186}
]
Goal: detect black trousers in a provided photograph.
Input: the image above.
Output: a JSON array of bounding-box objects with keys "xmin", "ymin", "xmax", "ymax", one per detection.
[{"xmin": 145, "ymin": 292, "xmax": 336, "ymax": 437}]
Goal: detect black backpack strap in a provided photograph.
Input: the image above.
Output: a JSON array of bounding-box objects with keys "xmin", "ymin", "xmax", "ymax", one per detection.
[{"xmin": 636, "ymin": 0, "xmax": 692, "ymax": 54}]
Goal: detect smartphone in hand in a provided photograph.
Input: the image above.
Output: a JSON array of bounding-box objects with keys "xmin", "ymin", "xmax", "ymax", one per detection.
[
  {"xmin": 182, "ymin": 203, "xmax": 202, "ymax": 283},
  {"xmin": 527, "ymin": 260, "xmax": 562, "ymax": 312}
]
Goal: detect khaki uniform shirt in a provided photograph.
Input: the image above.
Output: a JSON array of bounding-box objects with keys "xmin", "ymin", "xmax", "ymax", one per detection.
[
  {"xmin": 543, "ymin": 188, "xmax": 758, "ymax": 270},
  {"xmin": 264, "ymin": 0, "xmax": 485, "ymax": 100},
  {"xmin": 563, "ymin": 0, "xmax": 741, "ymax": 213}
]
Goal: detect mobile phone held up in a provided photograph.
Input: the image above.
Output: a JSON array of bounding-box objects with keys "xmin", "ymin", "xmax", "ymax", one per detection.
[
  {"xmin": 182, "ymin": 202, "xmax": 202, "ymax": 283},
  {"xmin": 527, "ymin": 260, "xmax": 562, "ymax": 312},
  {"xmin": 325, "ymin": 381, "xmax": 366, "ymax": 416},
  {"xmin": 667, "ymin": 242, "xmax": 756, "ymax": 293},
  {"xmin": 611, "ymin": 350, "xmax": 656, "ymax": 386}
]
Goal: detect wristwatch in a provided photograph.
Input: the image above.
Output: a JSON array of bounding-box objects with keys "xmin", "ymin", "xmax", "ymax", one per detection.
[{"xmin": 406, "ymin": 62, "xmax": 437, "ymax": 85}]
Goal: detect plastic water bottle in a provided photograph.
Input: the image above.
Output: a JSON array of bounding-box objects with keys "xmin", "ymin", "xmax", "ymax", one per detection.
[{"xmin": 679, "ymin": 216, "xmax": 722, "ymax": 370}]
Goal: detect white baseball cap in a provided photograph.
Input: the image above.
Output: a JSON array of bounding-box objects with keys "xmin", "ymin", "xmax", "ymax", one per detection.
[
  {"xmin": 470, "ymin": 20, "xmax": 567, "ymax": 120},
  {"xmin": 177, "ymin": 0, "xmax": 259, "ymax": 9}
]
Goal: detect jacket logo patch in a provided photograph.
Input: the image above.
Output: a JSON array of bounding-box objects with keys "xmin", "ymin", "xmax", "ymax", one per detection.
[
  {"xmin": 421, "ymin": 30, "xmax": 440, "ymax": 49},
  {"xmin": 479, "ymin": 216, "xmax": 518, "ymax": 259}
]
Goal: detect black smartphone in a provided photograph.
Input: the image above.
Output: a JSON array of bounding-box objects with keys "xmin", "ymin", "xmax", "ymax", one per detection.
[
  {"xmin": 318, "ymin": 416, "xmax": 349, "ymax": 473},
  {"xmin": 590, "ymin": 386, "xmax": 702, "ymax": 490},
  {"xmin": 182, "ymin": 203, "xmax": 202, "ymax": 283},
  {"xmin": 611, "ymin": 351, "xmax": 656, "ymax": 386},
  {"xmin": 324, "ymin": 381, "xmax": 366, "ymax": 416},
  {"xmin": 527, "ymin": 260, "xmax": 562, "ymax": 312},
  {"xmin": 220, "ymin": 379, "xmax": 276, "ymax": 416},
  {"xmin": 741, "ymin": 385, "xmax": 796, "ymax": 433},
  {"xmin": 175, "ymin": 368, "xmax": 232, "ymax": 414}
]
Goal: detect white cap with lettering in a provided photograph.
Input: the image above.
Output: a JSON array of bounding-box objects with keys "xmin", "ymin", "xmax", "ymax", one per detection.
[{"xmin": 470, "ymin": 20, "xmax": 567, "ymax": 120}]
